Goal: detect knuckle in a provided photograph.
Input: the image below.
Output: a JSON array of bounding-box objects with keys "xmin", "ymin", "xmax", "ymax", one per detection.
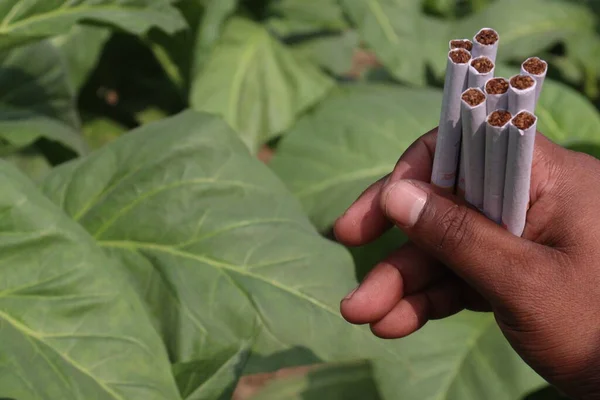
[{"xmin": 437, "ymin": 205, "xmax": 474, "ymax": 252}]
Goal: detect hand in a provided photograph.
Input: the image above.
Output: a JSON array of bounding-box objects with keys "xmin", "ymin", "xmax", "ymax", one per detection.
[{"xmin": 334, "ymin": 128, "xmax": 600, "ymax": 399}]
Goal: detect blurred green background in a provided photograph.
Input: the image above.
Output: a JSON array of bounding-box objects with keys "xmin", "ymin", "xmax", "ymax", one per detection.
[{"xmin": 0, "ymin": 0, "xmax": 599, "ymax": 399}]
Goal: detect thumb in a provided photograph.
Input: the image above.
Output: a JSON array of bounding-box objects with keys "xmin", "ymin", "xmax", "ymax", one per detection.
[{"xmin": 380, "ymin": 179, "xmax": 546, "ymax": 300}]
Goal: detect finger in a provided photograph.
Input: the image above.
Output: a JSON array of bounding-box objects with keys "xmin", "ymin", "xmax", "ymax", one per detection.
[
  {"xmin": 380, "ymin": 179, "xmax": 549, "ymax": 302},
  {"xmin": 334, "ymin": 176, "xmax": 391, "ymax": 246},
  {"xmin": 335, "ymin": 128, "xmax": 438, "ymax": 246},
  {"xmin": 370, "ymin": 279, "xmax": 465, "ymax": 339},
  {"xmin": 340, "ymin": 244, "xmax": 448, "ymax": 324}
]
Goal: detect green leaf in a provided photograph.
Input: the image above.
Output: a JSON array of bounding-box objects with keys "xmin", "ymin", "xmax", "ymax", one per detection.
[
  {"xmin": 340, "ymin": 0, "xmax": 447, "ymax": 85},
  {"xmin": 271, "ymin": 84, "xmax": 441, "ymax": 230},
  {"xmin": 0, "ymin": 41, "xmax": 87, "ymax": 155},
  {"xmin": 190, "ymin": 17, "xmax": 334, "ymax": 152},
  {"xmin": 0, "ymin": 0, "xmax": 186, "ymax": 51},
  {"xmin": 292, "ymin": 31, "xmax": 359, "ymax": 76},
  {"xmin": 173, "ymin": 341, "xmax": 251, "ymax": 400},
  {"xmin": 82, "ymin": 116, "xmax": 129, "ymax": 150},
  {"xmin": 2, "ymin": 147, "xmax": 52, "ymax": 182},
  {"xmin": 250, "ymin": 361, "xmax": 382, "ymax": 400},
  {"xmin": 267, "ymin": 0, "xmax": 349, "ymax": 37},
  {"xmin": 151, "ymin": 0, "xmax": 238, "ymax": 92},
  {"xmin": 198, "ymin": 0, "xmax": 239, "ymax": 52},
  {"xmin": 0, "ymin": 162, "xmax": 180, "ymax": 399},
  {"xmin": 51, "ymin": 26, "xmax": 111, "ymax": 91},
  {"xmin": 42, "ymin": 110, "xmax": 542, "ymax": 400}
]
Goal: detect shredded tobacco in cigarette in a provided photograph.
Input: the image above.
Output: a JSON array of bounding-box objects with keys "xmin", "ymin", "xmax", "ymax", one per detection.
[
  {"xmin": 523, "ymin": 57, "xmax": 547, "ymax": 75},
  {"xmin": 476, "ymin": 29, "xmax": 499, "ymax": 45},
  {"xmin": 449, "ymin": 49, "xmax": 471, "ymax": 64},
  {"xmin": 485, "ymin": 78, "xmax": 509, "ymax": 95},
  {"xmin": 471, "ymin": 57, "xmax": 494, "ymax": 74},
  {"xmin": 450, "ymin": 40, "xmax": 473, "ymax": 52},
  {"xmin": 510, "ymin": 75, "xmax": 535, "ymax": 90},
  {"xmin": 462, "ymin": 88, "xmax": 486, "ymax": 106},
  {"xmin": 513, "ymin": 112, "xmax": 536, "ymax": 130},
  {"xmin": 488, "ymin": 110, "xmax": 512, "ymax": 127}
]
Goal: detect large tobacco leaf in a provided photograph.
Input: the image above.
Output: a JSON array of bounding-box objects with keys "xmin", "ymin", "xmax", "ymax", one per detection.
[
  {"xmin": 340, "ymin": 0, "xmax": 447, "ymax": 85},
  {"xmin": 190, "ymin": 17, "xmax": 334, "ymax": 152},
  {"xmin": 151, "ymin": 0, "xmax": 238, "ymax": 92},
  {"xmin": 291, "ymin": 31, "xmax": 359, "ymax": 77},
  {"xmin": 0, "ymin": 41, "xmax": 87, "ymax": 155},
  {"xmin": 0, "ymin": 163, "xmax": 180, "ymax": 399},
  {"xmin": 0, "ymin": 0, "xmax": 186, "ymax": 51},
  {"xmin": 42, "ymin": 111, "xmax": 542, "ymax": 400},
  {"xmin": 267, "ymin": 0, "xmax": 349, "ymax": 37},
  {"xmin": 271, "ymin": 84, "xmax": 440, "ymax": 231},
  {"xmin": 173, "ymin": 341, "xmax": 251, "ymax": 400},
  {"xmin": 52, "ymin": 26, "xmax": 112, "ymax": 91}
]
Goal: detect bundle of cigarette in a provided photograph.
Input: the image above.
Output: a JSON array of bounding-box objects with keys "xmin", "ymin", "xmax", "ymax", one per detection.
[{"xmin": 431, "ymin": 28, "xmax": 548, "ymax": 237}]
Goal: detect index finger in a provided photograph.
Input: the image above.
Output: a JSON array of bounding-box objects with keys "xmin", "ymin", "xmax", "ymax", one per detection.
[{"xmin": 334, "ymin": 128, "xmax": 438, "ymax": 246}]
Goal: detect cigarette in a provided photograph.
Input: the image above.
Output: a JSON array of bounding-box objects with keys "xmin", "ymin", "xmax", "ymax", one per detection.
[
  {"xmin": 431, "ymin": 49, "xmax": 471, "ymax": 191},
  {"xmin": 449, "ymin": 39, "xmax": 473, "ymax": 52},
  {"xmin": 460, "ymin": 88, "xmax": 487, "ymax": 210},
  {"xmin": 468, "ymin": 56, "xmax": 495, "ymax": 89},
  {"xmin": 483, "ymin": 110, "xmax": 512, "ymax": 224},
  {"xmin": 521, "ymin": 57, "xmax": 547, "ymax": 104},
  {"xmin": 457, "ymin": 154, "xmax": 466, "ymax": 197},
  {"xmin": 508, "ymin": 74, "xmax": 537, "ymax": 115},
  {"xmin": 502, "ymin": 111, "xmax": 537, "ymax": 237},
  {"xmin": 472, "ymin": 28, "xmax": 499, "ymax": 63},
  {"xmin": 484, "ymin": 77, "xmax": 509, "ymax": 114}
]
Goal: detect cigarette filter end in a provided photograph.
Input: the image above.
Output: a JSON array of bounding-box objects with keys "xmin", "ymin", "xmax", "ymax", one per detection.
[
  {"xmin": 449, "ymin": 48, "xmax": 471, "ymax": 64},
  {"xmin": 462, "ymin": 88, "xmax": 486, "ymax": 107},
  {"xmin": 450, "ymin": 39, "xmax": 473, "ymax": 52},
  {"xmin": 522, "ymin": 57, "xmax": 548, "ymax": 76}
]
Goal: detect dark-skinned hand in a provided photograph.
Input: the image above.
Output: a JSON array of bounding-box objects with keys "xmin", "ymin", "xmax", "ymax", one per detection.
[{"xmin": 335, "ymin": 128, "xmax": 600, "ymax": 400}]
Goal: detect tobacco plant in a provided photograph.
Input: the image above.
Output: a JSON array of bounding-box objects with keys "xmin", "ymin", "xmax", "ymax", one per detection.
[{"xmin": 0, "ymin": 0, "xmax": 598, "ymax": 399}]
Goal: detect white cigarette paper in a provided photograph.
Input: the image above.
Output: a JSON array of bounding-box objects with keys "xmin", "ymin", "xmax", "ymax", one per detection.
[
  {"xmin": 472, "ymin": 28, "xmax": 499, "ymax": 63},
  {"xmin": 502, "ymin": 112, "xmax": 538, "ymax": 237},
  {"xmin": 483, "ymin": 111, "xmax": 512, "ymax": 224},
  {"xmin": 431, "ymin": 49, "xmax": 471, "ymax": 190},
  {"xmin": 484, "ymin": 77, "xmax": 509, "ymax": 114},
  {"xmin": 508, "ymin": 74, "xmax": 537, "ymax": 115},
  {"xmin": 461, "ymin": 88, "xmax": 487, "ymax": 209},
  {"xmin": 457, "ymin": 154, "xmax": 466, "ymax": 196},
  {"xmin": 468, "ymin": 57, "xmax": 495, "ymax": 89},
  {"xmin": 521, "ymin": 57, "xmax": 548, "ymax": 104}
]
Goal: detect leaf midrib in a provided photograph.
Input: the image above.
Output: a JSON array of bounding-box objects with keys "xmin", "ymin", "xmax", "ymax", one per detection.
[
  {"xmin": 294, "ymin": 165, "xmax": 391, "ymax": 198},
  {"xmin": 0, "ymin": 309, "xmax": 126, "ymax": 400},
  {"xmin": 98, "ymin": 239, "xmax": 418, "ymax": 376},
  {"xmin": 0, "ymin": 4, "xmax": 163, "ymax": 33}
]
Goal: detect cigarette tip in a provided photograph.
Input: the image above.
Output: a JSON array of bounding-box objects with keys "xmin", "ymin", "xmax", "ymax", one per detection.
[
  {"xmin": 511, "ymin": 111, "xmax": 537, "ymax": 132},
  {"xmin": 509, "ymin": 74, "xmax": 537, "ymax": 92},
  {"xmin": 474, "ymin": 28, "xmax": 499, "ymax": 46},
  {"xmin": 461, "ymin": 87, "xmax": 486, "ymax": 107}
]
